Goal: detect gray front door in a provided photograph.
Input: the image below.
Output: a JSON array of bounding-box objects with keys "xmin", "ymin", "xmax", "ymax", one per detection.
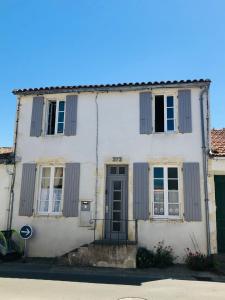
[{"xmin": 105, "ymin": 165, "xmax": 128, "ymax": 241}]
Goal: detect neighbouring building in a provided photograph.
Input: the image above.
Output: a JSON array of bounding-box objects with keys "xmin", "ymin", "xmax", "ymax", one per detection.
[
  {"xmin": 0, "ymin": 148, "xmax": 13, "ymax": 230},
  {"xmin": 209, "ymin": 129, "xmax": 225, "ymax": 254},
  {"xmin": 7, "ymin": 79, "xmax": 214, "ymax": 262}
]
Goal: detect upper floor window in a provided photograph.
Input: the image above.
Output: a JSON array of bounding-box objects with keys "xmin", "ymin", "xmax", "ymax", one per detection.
[
  {"xmin": 154, "ymin": 95, "xmax": 175, "ymax": 133},
  {"xmin": 47, "ymin": 100, "xmax": 65, "ymax": 135},
  {"xmin": 38, "ymin": 166, "xmax": 64, "ymax": 214},
  {"xmin": 153, "ymin": 166, "xmax": 180, "ymax": 218}
]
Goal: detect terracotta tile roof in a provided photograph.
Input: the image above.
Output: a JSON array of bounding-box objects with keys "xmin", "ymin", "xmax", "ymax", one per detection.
[
  {"xmin": 0, "ymin": 147, "xmax": 13, "ymax": 154},
  {"xmin": 0, "ymin": 147, "xmax": 14, "ymax": 164},
  {"xmin": 12, "ymin": 79, "xmax": 211, "ymax": 95},
  {"xmin": 211, "ymin": 129, "xmax": 225, "ymax": 157}
]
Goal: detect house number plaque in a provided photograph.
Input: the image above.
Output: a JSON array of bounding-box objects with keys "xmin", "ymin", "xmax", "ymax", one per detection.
[{"xmin": 112, "ymin": 157, "xmax": 122, "ymax": 162}]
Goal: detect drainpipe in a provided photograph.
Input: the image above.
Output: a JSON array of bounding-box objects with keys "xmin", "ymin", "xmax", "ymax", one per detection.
[
  {"xmin": 94, "ymin": 93, "xmax": 99, "ymax": 221},
  {"xmin": 7, "ymin": 95, "xmax": 21, "ymax": 230},
  {"xmin": 199, "ymin": 85, "xmax": 211, "ymax": 256}
]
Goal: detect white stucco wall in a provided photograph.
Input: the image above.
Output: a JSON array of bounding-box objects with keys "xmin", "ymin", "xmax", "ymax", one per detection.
[
  {"xmin": 11, "ymin": 86, "xmax": 208, "ymax": 260},
  {"xmin": 0, "ymin": 164, "xmax": 12, "ymax": 230}
]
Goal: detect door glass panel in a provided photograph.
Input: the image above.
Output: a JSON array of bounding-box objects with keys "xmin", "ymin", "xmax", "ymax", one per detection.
[
  {"xmin": 119, "ymin": 167, "xmax": 125, "ymax": 174},
  {"xmin": 112, "ymin": 179, "xmax": 122, "ymax": 232},
  {"xmin": 110, "ymin": 167, "xmax": 117, "ymax": 174},
  {"xmin": 113, "ymin": 212, "xmax": 121, "ymax": 221},
  {"xmin": 113, "ymin": 202, "xmax": 121, "ymax": 210},
  {"xmin": 114, "ymin": 181, "xmax": 121, "ymax": 190},
  {"xmin": 113, "ymin": 191, "xmax": 121, "ymax": 200},
  {"xmin": 113, "ymin": 222, "xmax": 120, "ymax": 231}
]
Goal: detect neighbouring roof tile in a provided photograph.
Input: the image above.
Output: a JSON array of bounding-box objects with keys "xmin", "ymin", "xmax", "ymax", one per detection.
[{"xmin": 211, "ymin": 129, "xmax": 225, "ymax": 157}]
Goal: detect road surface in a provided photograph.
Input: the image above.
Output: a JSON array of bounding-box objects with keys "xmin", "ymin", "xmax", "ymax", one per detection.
[{"xmin": 0, "ymin": 277, "xmax": 225, "ymax": 300}]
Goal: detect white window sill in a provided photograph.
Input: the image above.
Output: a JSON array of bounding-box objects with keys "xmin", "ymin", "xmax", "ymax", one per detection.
[
  {"xmin": 34, "ymin": 212, "xmax": 63, "ymax": 217},
  {"xmin": 151, "ymin": 216, "xmax": 183, "ymax": 222},
  {"xmin": 153, "ymin": 131, "xmax": 178, "ymax": 135},
  {"xmin": 42, "ymin": 133, "xmax": 65, "ymax": 138}
]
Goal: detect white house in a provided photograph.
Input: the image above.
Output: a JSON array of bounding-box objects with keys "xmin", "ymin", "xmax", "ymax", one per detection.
[{"xmin": 8, "ymin": 79, "xmax": 214, "ymax": 261}]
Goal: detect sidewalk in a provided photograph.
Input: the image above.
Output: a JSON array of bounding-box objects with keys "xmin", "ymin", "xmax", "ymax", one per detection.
[{"xmin": 0, "ymin": 258, "xmax": 225, "ymax": 285}]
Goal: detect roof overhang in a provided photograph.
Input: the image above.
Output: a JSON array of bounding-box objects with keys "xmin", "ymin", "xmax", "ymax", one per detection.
[{"xmin": 12, "ymin": 79, "xmax": 211, "ymax": 96}]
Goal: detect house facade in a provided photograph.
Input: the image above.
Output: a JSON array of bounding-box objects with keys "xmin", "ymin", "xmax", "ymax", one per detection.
[
  {"xmin": 208, "ymin": 129, "xmax": 225, "ymax": 254},
  {"xmin": 0, "ymin": 148, "xmax": 13, "ymax": 230},
  {"xmin": 9, "ymin": 79, "xmax": 214, "ymax": 260}
]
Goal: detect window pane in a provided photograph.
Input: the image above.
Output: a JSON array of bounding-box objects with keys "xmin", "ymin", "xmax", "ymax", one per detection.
[
  {"xmin": 42, "ymin": 167, "xmax": 51, "ymax": 178},
  {"xmin": 57, "ymin": 123, "xmax": 64, "ymax": 133},
  {"xmin": 154, "ymin": 179, "xmax": 164, "ymax": 190},
  {"xmin": 168, "ymin": 191, "xmax": 179, "ymax": 203},
  {"xmin": 53, "ymin": 167, "xmax": 63, "ymax": 211},
  {"xmin": 113, "ymin": 191, "xmax": 121, "ymax": 200},
  {"xmin": 58, "ymin": 112, "xmax": 64, "ymax": 122},
  {"xmin": 154, "ymin": 203, "xmax": 164, "ymax": 215},
  {"xmin": 113, "ymin": 201, "xmax": 121, "ymax": 210},
  {"xmin": 154, "ymin": 167, "xmax": 163, "ymax": 178},
  {"xmin": 113, "ymin": 222, "xmax": 120, "ymax": 231},
  {"xmin": 167, "ymin": 120, "xmax": 174, "ymax": 131},
  {"xmin": 114, "ymin": 181, "xmax": 121, "ymax": 190},
  {"xmin": 168, "ymin": 179, "xmax": 178, "ymax": 190},
  {"xmin": 39, "ymin": 201, "xmax": 49, "ymax": 212},
  {"xmin": 167, "ymin": 108, "xmax": 174, "ymax": 119},
  {"xmin": 54, "ymin": 167, "xmax": 63, "ymax": 178},
  {"xmin": 154, "ymin": 191, "xmax": 164, "ymax": 202},
  {"xmin": 59, "ymin": 101, "xmax": 65, "ymax": 111},
  {"xmin": 167, "ymin": 96, "xmax": 174, "ymax": 107},
  {"xmin": 168, "ymin": 168, "xmax": 178, "ymax": 179},
  {"xmin": 113, "ymin": 212, "xmax": 121, "ymax": 221},
  {"xmin": 52, "ymin": 201, "xmax": 61, "ymax": 213},
  {"xmin": 168, "ymin": 204, "xmax": 179, "ymax": 216},
  {"xmin": 119, "ymin": 167, "xmax": 125, "ymax": 174},
  {"xmin": 47, "ymin": 101, "xmax": 56, "ymax": 135},
  {"xmin": 110, "ymin": 167, "xmax": 117, "ymax": 174}
]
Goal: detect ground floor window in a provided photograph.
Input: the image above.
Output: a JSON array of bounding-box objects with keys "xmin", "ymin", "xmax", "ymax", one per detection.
[
  {"xmin": 153, "ymin": 166, "xmax": 179, "ymax": 218},
  {"xmin": 38, "ymin": 166, "xmax": 64, "ymax": 214}
]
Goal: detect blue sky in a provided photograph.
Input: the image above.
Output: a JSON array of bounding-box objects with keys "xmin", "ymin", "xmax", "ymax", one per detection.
[{"xmin": 0, "ymin": 0, "xmax": 225, "ymax": 146}]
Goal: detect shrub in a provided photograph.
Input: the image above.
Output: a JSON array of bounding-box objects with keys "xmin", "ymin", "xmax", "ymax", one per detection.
[
  {"xmin": 185, "ymin": 248, "xmax": 215, "ymax": 271},
  {"xmin": 136, "ymin": 247, "xmax": 154, "ymax": 268},
  {"xmin": 153, "ymin": 241, "xmax": 176, "ymax": 268},
  {"xmin": 136, "ymin": 241, "xmax": 176, "ymax": 268}
]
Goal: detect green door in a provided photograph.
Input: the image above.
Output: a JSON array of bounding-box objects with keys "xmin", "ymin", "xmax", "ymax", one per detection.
[{"xmin": 215, "ymin": 176, "xmax": 225, "ymax": 253}]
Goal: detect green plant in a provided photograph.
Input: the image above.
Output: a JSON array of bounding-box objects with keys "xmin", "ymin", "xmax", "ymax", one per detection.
[
  {"xmin": 136, "ymin": 247, "xmax": 154, "ymax": 268},
  {"xmin": 185, "ymin": 248, "xmax": 215, "ymax": 271},
  {"xmin": 136, "ymin": 241, "xmax": 176, "ymax": 268},
  {"xmin": 153, "ymin": 241, "xmax": 176, "ymax": 268}
]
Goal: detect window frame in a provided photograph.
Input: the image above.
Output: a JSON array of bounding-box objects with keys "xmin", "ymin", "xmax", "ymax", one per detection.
[
  {"xmin": 45, "ymin": 99, "xmax": 66, "ymax": 136},
  {"xmin": 151, "ymin": 165, "xmax": 181, "ymax": 219},
  {"xmin": 37, "ymin": 165, "xmax": 65, "ymax": 215},
  {"xmin": 153, "ymin": 93, "xmax": 177, "ymax": 133}
]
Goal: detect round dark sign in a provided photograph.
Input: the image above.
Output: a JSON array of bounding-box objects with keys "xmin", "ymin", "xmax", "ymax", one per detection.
[{"xmin": 20, "ymin": 225, "xmax": 33, "ymax": 240}]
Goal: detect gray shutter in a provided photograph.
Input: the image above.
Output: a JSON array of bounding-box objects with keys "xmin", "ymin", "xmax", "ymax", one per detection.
[
  {"xmin": 183, "ymin": 162, "xmax": 201, "ymax": 221},
  {"xmin": 63, "ymin": 163, "xmax": 80, "ymax": 217},
  {"xmin": 30, "ymin": 96, "xmax": 44, "ymax": 137},
  {"xmin": 178, "ymin": 89, "xmax": 192, "ymax": 133},
  {"xmin": 64, "ymin": 95, "xmax": 78, "ymax": 136},
  {"xmin": 19, "ymin": 163, "xmax": 36, "ymax": 216},
  {"xmin": 140, "ymin": 92, "xmax": 152, "ymax": 134},
  {"xmin": 133, "ymin": 163, "xmax": 149, "ymax": 220}
]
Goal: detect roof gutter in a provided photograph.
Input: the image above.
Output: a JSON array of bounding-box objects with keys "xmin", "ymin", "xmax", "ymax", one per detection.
[{"xmin": 200, "ymin": 86, "xmax": 211, "ymax": 256}]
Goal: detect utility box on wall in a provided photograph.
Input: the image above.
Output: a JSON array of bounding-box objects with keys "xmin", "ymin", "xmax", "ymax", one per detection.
[{"xmin": 80, "ymin": 200, "xmax": 93, "ymax": 227}]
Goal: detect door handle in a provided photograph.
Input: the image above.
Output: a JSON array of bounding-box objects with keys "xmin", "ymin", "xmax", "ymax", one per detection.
[{"xmin": 106, "ymin": 205, "xmax": 109, "ymax": 213}]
